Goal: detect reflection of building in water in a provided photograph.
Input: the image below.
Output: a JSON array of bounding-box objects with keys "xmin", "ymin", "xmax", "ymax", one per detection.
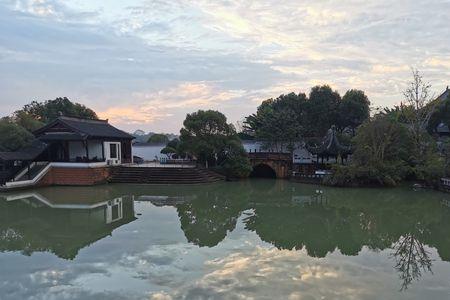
[
  {"xmin": 136, "ymin": 195, "xmax": 194, "ymax": 207},
  {"xmin": 106, "ymin": 198, "xmax": 123, "ymax": 224},
  {"xmin": 291, "ymin": 190, "xmax": 328, "ymax": 206},
  {"xmin": 0, "ymin": 191, "xmax": 136, "ymax": 259},
  {"xmin": 440, "ymin": 198, "xmax": 450, "ymax": 208}
]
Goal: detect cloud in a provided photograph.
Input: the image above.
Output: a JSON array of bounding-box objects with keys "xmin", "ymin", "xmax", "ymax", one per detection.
[
  {"xmin": 98, "ymin": 82, "xmax": 246, "ymax": 128},
  {"xmin": 1, "ymin": 0, "xmax": 450, "ymax": 133}
]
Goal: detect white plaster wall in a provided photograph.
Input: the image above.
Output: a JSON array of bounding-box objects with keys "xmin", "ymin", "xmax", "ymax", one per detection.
[{"xmin": 293, "ymin": 147, "xmax": 316, "ymax": 164}]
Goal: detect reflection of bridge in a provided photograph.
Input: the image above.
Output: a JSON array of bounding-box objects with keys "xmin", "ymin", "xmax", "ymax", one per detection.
[{"xmin": 248, "ymin": 152, "xmax": 292, "ymax": 178}]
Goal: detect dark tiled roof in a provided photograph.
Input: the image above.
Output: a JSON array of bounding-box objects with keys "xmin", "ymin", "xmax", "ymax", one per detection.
[
  {"xmin": 308, "ymin": 126, "xmax": 351, "ymax": 156},
  {"xmin": 38, "ymin": 133, "xmax": 85, "ymax": 141},
  {"xmin": 0, "ymin": 141, "xmax": 47, "ymax": 161},
  {"xmin": 35, "ymin": 116, "xmax": 134, "ymax": 140},
  {"xmin": 437, "ymin": 87, "xmax": 450, "ymax": 102}
]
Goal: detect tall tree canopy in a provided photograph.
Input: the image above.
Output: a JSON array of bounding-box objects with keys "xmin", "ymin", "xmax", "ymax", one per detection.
[
  {"xmin": 180, "ymin": 110, "xmax": 251, "ymax": 177},
  {"xmin": 0, "ymin": 97, "xmax": 99, "ymax": 151},
  {"xmin": 15, "ymin": 97, "xmax": 98, "ymax": 125},
  {"xmin": 0, "ymin": 118, "xmax": 35, "ymax": 151},
  {"xmin": 244, "ymin": 86, "xmax": 371, "ymax": 151},
  {"xmin": 338, "ymin": 89, "xmax": 371, "ymax": 132},
  {"xmin": 244, "ymin": 93, "xmax": 306, "ymax": 152},
  {"xmin": 306, "ymin": 85, "xmax": 341, "ymax": 136}
]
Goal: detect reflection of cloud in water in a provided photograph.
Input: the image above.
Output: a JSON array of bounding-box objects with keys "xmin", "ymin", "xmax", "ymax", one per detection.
[
  {"xmin": 1, "ymin": 262, "xmax": 145, "ymax": 300},
  {"xmin": 148, "ymin": 246, "xmax": 450, "ymax": 300}
]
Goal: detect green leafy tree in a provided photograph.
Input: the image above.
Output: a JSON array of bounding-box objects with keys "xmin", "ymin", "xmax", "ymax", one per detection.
[
  {"xmin": 16, "ymin": 97, "xmax": 98, "ymax": 124},
  {"xmin": 160, "ymin": 146, "xmax": 177, "ymax": 158},
  {"xmin": 338, "ymin": 89, "xmax": 370, "ymax": 133},
  {"xmin": 306, "ymin": 85, "xmax": 341, "ymax": 136},
  {"xmin": 219, "ymin": 140, "xmax": 252, "ymax": 178},
  {"xmin": 180, "ymin": 110, "xmax": 236, "ymax": 166},
  {"xmin": 180, "ymin": 110, "xmax": 251, "ymax": 177},
  {"xmin": 326, "ymin": 115, "xmax": 412, "ymax": 186},
  {"xmin": 244, "ymin": 93, "xmax": 306, "ymax": 151},
  {"xmin": 12, "ymin": 111, "xmax": 45, "ymax": 132},
  {"xmin": 0, "ymin": 118, "xmax": 35, "ymax": 151},
  {"xmin": 148, "ymin": 133, "xmax": 169, "ymax": 144},
  {"xmin": 167, "ymin": 138, "xmax": 180, "ymax": 149}
]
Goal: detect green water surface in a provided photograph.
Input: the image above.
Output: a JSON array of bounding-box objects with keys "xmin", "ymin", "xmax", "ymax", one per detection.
[{"xmin": 1, "ymin": 180, "xmax": 450, "ymax": 299}]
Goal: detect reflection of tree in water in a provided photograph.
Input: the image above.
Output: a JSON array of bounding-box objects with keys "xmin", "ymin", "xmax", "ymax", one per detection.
[
  {"xmin": 176, "ymin": 185, "xmax": 248, "ymax": 247},
  {"xmin": 241, "ymin": 184, "xmax": 450, "ymax": 290},
  {"xmin": 391, "ymin": 232, "xmax": 433, "ymax": 290}
]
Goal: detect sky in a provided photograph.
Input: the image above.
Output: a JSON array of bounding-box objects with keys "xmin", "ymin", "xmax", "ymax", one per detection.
[{"xmin": 1, "ymin": 0, "xmax": 450, "ymax": 134}]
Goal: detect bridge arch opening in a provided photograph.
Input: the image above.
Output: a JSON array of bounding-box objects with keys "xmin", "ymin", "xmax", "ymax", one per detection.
[{"xmin": 250, "ymin": 164, "xmax": 277, "ymax": 178}]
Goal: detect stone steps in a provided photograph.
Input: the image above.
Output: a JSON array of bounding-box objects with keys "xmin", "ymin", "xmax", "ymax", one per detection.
[{"xmin": 109, "ymin": 167, "xmax": 225, "ymax": 184}]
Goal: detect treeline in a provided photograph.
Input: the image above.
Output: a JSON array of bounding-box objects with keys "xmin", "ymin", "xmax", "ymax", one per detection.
[
  {"xmin": 243, "ymin": 85, "xmax": 370, "ymax": 151},
  {"xmin": 0, "ymin": 97, "xmax": 97, "ymax": 151},
  {"xmin": 327, "ymin": 70, "xmax": 450, "ymax": 187},
  {"xmin": 4, "ymin": 70, "xmax": 450, "ymax": 185},
  {"xmin": 165, "ymin": 85, "xmax": 370, "ymax": 179}
]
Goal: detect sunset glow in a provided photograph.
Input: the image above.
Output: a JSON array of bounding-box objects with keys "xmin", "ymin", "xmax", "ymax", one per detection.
[{"xmin": 1, "ymin": 0, "xmax": 449, "ymax": 132}]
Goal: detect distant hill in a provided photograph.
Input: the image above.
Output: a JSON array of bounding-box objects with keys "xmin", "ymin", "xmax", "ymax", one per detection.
[{"xmin": 131, "ymin": 130, "xmax": 178, "ymax": 143}]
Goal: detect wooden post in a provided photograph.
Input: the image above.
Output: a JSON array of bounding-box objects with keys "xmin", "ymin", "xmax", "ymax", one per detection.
[
  {"xmin": 101, "ymin": 141, "xmax": 105, "ymax": 161},
  {"xmin": 85, "ymin": 140, "xmax": 89, "ymax": 161}
]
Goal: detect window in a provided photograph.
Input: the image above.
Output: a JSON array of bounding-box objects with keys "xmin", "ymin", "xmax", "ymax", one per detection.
[
  {"xmin": 112, "ymin": 204, "xmax": 119, "ymax": 220},
  {"xmin": 110, "ymin": 144, "xmax": 118, "ymax": 159}
]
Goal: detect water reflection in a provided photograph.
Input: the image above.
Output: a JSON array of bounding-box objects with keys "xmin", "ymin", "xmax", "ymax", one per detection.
[
  {"xmin": 1, "ymin": 181, "xmax": 450, "ymax": 292},
  {"xmin": 0, "ymin": 188, "xmax": 136, "ymax": 259},
  {"xmin": 392, "ymin": 233, "xmax": 433, "ymax": 290}
]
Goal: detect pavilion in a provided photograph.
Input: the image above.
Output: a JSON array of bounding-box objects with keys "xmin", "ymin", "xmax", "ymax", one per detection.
[
  {"xmin": 307, "ymin": 125, "xmax": 352, "ymax": 165},
  {"xmin": 0, "ymin": 116, "xmax": 134, "ymax": 189},
  {"xmin": 34, "ymin": 116, "xmax": 134, "ymax": 164}
]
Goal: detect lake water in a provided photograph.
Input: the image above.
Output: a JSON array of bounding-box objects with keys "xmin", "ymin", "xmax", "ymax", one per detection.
[{"xmin": 1, "ymin": 180, "xmax": 450, "ymax": 299}]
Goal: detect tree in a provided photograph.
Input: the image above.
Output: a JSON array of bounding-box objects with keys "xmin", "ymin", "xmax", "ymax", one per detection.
[
  {"xmin": 352, "ymin": 116, "xmax": 410, "ymax": 167},
  {"xmin": 160, "ymin": 146, "xmax": 177, "ymax": 158},
  {"xmin": 306, "ymin": 85, "xmax": 341, "ymax": 136},
  {"xmin": 180, "ymin": 110, "xmax": 251, "ymax": 177},
  {"xmin": 338, "ymin": 89, "xmax": 370, "ymax": 133},
  {"xmin": 16, "ymin": 97, "xmax": 98, "ymax": 124},
  {"xmin": 0, "ymin": 118, "xmax": 35, "ymax": 151},
  {"xmin": 167, "ymin": 138, "xmax": 180, "ymax": 149},
  {"xmin": 12, "ymin": 111, "xmax": 45, "ymax": 132},
  {"xmin": 180, "ymin": 110, "xmax": 237, "ymax": 167},
  {"xmin": 325, "ymin": 115, "xmax": 413, "ymax": 186},
  {"xmin": 219, "ymin": 139, "xmax": 252, "ymax": 178},
  {"xmin": 402, "ymin": 69, "xmax": 436, "ymax": 161},
  {"xmin": 148, "ymin": 133, "xmax": 169, "ymax": 144},
  {"xmin": 244, "ymin": 93, "xmax": 306, "ymax": 152}
]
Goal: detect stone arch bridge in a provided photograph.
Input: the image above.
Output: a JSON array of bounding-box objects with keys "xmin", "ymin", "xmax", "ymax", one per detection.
[{"xmin": 248, "ymin": 152, "xmax": 292, "ymax": 178}]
